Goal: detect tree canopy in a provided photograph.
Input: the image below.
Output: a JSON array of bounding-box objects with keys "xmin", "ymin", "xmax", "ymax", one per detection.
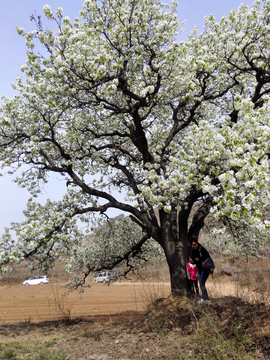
[{"xmin": 1, "ymin": 0, "xmax": 270, "ymax": 293}]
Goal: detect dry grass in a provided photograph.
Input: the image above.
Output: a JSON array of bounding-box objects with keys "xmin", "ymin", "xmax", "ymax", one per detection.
[
  {"xmin": 0, "ymin": 263, "xmax": 32, "ymax": 286},
  {"xmin": 210, "ymin": 254, "xmax": 270, "ymax": 305}
]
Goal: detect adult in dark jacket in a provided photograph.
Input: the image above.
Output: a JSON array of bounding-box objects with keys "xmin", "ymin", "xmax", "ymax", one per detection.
[{"xmin": 191, "ymin": 239, "xmax": 211, "ymax": 304}]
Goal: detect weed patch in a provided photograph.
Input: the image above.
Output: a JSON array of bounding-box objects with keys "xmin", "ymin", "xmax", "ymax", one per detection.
[
  {"xmin": 1, "ymin": 348, "xmax": 16, "ymax": 359},
  {"xmin": 135, "ymin": 295, "xmax": 270, "ymax": 359}
]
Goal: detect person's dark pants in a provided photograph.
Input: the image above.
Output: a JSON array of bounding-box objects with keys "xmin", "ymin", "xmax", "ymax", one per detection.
[
  {"xmin": 198, "ymin": 270, "xmax": 209, "ymax": 300},
  {"xmin": 187, "ymin": 279, "xmax": 199, "ymax": 296}
]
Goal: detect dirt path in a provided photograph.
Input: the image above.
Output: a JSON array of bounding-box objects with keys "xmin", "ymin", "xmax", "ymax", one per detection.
[{"xmin": 0, "ymin": 279, "xmax": 252, "ymax": 324}]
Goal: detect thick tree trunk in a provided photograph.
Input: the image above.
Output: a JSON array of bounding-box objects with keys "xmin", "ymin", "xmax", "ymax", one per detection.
[
  {"xmin": 163, "ymin": 237, "xmax": 189, "ymax": 295},
  {"xmin": 159, "ymin": 210, "xmax": 190, "ymax": 295}
]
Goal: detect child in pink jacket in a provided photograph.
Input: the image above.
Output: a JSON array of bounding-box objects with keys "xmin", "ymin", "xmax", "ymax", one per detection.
[{"xmin": 186, "ymin": 255, "xmax": 199, "ymax": 296}]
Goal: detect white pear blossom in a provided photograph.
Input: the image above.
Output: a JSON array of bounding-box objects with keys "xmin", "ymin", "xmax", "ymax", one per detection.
[{"xmin": 43, "ymin": 4, "xmax": 54, "ymax": 20}]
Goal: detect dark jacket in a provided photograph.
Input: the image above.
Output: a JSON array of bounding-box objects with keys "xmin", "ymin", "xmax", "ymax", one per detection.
[{"xmin": 191, "ymin": 244, "xmax": 210, "ymax": 272}]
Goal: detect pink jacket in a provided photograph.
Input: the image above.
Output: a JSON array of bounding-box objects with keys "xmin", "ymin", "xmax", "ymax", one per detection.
[{"xmin": 186, "ymin": 262, "xmax": 198, "ymax": 280}]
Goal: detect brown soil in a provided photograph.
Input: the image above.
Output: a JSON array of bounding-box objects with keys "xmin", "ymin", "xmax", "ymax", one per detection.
[
  {"xmin": 0, "ymin": 278, "xmax": 260, "ymax": 324},
  {"xmin": 0, "ymin": 281, "xmax": 171, "ymax": 323}
]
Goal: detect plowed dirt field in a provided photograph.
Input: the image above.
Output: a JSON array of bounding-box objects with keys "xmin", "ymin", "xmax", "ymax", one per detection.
[{"xmin": 0, "ymin": 279, "xmax": 241, "ymax": 324}]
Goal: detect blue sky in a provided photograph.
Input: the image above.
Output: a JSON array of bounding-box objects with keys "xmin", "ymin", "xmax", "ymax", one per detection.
[{"xmin": 0, "ymin": 0, "xmax": 255, "ymax": 235}]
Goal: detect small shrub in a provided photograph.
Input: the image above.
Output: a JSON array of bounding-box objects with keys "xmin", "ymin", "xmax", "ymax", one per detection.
[
  {"xmin": 45, "ymin": 340, "xmax": 57, "ymax": 348},
  {"xmin": 47, "ymin": 286, "xmax": 73, "ymax": 322},
  {"xmin": 1, "ymin": 348, "xmax": 16, "ymax": 359},
  {"xmin": 230, "ymin": 273, "xmax": 239, "ymax": 282},
  {"xmin": 221, "ymin": 265, "xmax": 235, "ymax": 276}
]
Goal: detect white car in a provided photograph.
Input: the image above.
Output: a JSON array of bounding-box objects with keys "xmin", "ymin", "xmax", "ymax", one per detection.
[
  {"xmin": 93, "ymin": 272, "xmax": 112, "ymax": 284},
  {"xmin": 23, "ymin": 276, "xmax": 49, "ymax": 286}
]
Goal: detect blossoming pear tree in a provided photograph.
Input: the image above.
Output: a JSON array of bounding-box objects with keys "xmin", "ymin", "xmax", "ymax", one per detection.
[{"xmin": 1, "ymin": 0, "xmax": 270, "ymax": 294}]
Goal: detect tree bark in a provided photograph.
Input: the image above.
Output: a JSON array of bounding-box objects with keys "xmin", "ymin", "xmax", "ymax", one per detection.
[
  {"xmin": 159, "ymin": 210, "xmax": 189, "ymax": 295},
  {"xmin": 163, "ymin": 235, "xmax": 189, "ymax": 295}
]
